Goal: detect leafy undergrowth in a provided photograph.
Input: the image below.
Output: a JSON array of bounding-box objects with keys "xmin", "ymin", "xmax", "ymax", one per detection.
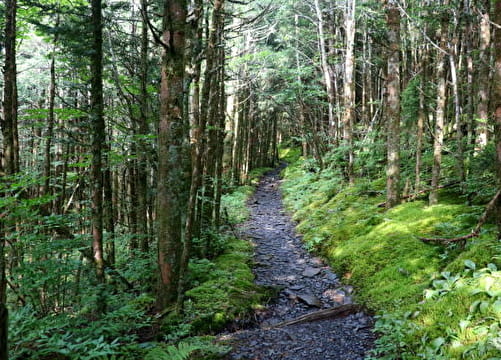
[
  {"xmin": 9, "ymin": 169, "xmax": 271, "ymax": 360},
  {"xmin": 281, "ymin": 156, "xmax": 501, "ymax": 359}
]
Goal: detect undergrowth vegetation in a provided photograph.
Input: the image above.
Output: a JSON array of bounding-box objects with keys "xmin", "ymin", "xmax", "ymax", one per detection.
[
  {"xmin": 9, "ymin": 169, "xmax": 270, "ymax": 360},
  {"xmin": 280, "ymin": 148, "xmax": 500, "ymax": 360}
]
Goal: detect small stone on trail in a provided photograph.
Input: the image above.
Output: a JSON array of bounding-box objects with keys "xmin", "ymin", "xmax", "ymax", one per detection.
[
  {"xmin": 303, "ymin": 267, "xmax": 322, "ymax": 277},
  {"xmin": 297, "ymin": 293, "xmax": 322, "ymax": 307}
]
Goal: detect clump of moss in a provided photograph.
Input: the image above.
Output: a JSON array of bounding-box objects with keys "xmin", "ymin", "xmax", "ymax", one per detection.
[
  {"xmin": 281, "ymin": 157, "xmax": 500, "ymax": 359},
  {"xmin": 184, "ymin": 237, "xmax": 268, "ymax": 333}
]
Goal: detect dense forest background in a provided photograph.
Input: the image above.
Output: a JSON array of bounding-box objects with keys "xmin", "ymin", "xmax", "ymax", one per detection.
[{"xmin": 0, "ymin": 0, "xmax": 500, "ymax": 358}]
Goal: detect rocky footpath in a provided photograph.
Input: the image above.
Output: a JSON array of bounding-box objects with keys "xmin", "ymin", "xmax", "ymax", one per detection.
[{"xmin": 219, "ymin": 168, "xmax": 375, "ymax": 360}]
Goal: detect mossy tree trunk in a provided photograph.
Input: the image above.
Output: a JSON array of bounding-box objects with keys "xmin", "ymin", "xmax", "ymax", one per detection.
[{"xmin": 156, "ymin": 0, "xmax": 188, "ymax": 310}]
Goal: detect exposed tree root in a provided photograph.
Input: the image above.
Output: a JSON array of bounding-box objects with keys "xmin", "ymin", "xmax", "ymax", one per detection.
[
  {"xmin": 264, "ymin": 304, "xmax": 362, "ymax": 329},
  {"xmin": 419, "ymin": 189, "xmax": 500, "ymax": 245}
]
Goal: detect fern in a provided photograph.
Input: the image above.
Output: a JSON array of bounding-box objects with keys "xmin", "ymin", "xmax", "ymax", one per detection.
[{"xmin": 145, "ymin": 342, "xmax": 202, "ymax": 360}]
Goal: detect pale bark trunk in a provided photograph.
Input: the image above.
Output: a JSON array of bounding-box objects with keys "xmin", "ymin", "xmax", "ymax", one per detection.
[
  {"xmin": 314, "ymin": 0, "xmax": 336, "ymax": 141},
  {"xmin": 429, "ymin": 2, "xmax": 449, "ymax": 205},
  {"xmin": 342, "ymin": 0, "xmax": 356, "ymax": 184},
  {"xmin": 476, "ymin": 0, "xmax": 491, "ymax": 150},
  {"xmin": 384, "ymin": 0, "xmax": 401, "ymax": 209}
]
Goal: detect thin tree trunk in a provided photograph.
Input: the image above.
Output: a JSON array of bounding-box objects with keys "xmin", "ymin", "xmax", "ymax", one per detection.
[
  {"xmin": 314, "ymin": 0, "xmax": 336, "ymax": 142},
  {"xmin": 90, "ymin": 0, "xmax": 106, "ymax": 313},
  {"xmin": 42, "ymin": 31, "xmax": 58, "ymax": 203},
  {"xmin": 137, "ymin": 0, "xmax": 150, "ymax": 253},
  {"xmin": 429, "ymin": 2, "xmax": 449, "ymax": 205},
  {"xmin": 493, "ymin": 0, "xmax": 501, "ymax": 239},
  {"xmin": 476, "ymin": 0, "xmax": 491, "ymax": 150},
  {"xmin": 342, "ymin": 0, "xmax": 356, "ymax": 184},
  {"xmin": 384, "ymin": 0, "xmax": 401, "ymax": 209}
]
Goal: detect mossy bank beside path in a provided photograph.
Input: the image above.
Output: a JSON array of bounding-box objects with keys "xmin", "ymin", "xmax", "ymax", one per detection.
[
  {"xmin": 280, "ymin": 151, "xmax": 501, "ymax": 360},
  {"xmin": 220, "ymin": 167, "xmax": 375, "ymax": 360}
]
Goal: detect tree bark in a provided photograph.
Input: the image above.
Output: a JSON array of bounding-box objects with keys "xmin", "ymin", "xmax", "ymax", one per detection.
[
  {"xmin": 90, "ymin": 0, "xmax": 106, "ymax": 313},
  {"xmin": 493, "ymin": 0, "xmax": 501, "ymax": 239},
  {"xmin": 156, "ymin": 0, "xmax": 188, "ymax": 310},
  {"xmin": 1, "ymin": 0, "xmax": 18, "ymax": 355},
  {"xmin": 384, "ymin": 0, "xmax": 401, "ymax": 209},
  {"xmin": 342, "ymin": 0, "xmax": 356, "ymax": 184},
  {"xmin": 137, "ymin": 0, "xmax": 150, "ymax": 253},
  {"xmin": 429, "ymin": 2, "xmax": 449, "ymax": 205},
  {"xmin": 475, "ymin": 0, "xmax": 491, "ymax": 150},
  {"xmin": 2, "ymin": 0, "xmax": 19, "ymax": 175},
  {"xmin": 314, "ymin": 0, "xmax": 337, "ymax": 142}
]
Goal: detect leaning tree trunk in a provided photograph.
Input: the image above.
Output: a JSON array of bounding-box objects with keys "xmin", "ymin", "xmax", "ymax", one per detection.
[
  {"xmin": 90, "ymin": 0, "xmax": 106, "ymax": 314},
  {"xmin": 156, "ymin": 0, "xmax": 188, "ymax": 310}
]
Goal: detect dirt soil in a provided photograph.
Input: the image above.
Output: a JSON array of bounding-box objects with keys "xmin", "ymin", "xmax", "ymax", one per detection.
[{"xmin": 219, "ymin": 167, "xmax": 375, "ymax": 360}]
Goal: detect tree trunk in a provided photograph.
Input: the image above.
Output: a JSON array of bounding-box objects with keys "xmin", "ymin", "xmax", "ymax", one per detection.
[
  {"xmin": 342, "ymin": 0, "xmax": 356, "ymax": 184},
  {"xmin": 1, "ymin": 0, "xmax": 18, "ymax": 355},
  {"xmin": 476, "ymin": 0, "xmax": 491, "ymax": 150},
  {"xmin": 493, "ymin": 0, "xmax": 501, "ymax": 239},
  {"xmin": 314, "ymin": 0, "xmax": 336, "ymax": 142},
  {"xmin": 90, "ymin": 0, "xmax": 106, "ymax": 314},
  {"xmin": 177, "ymin": 0, "xmax": 204, "ymax": 307},
  {"xmin": 429, "ymin": 3, "xmax": 449, "ymax": 205},
  {"xmin": 137, "ymin": 0, "xmax": 150, "ymax": 253},
  {"xmin": 2, "ymin": 0, "xmax": 19, "ymax": 175},
  {"xmin": 156, "ymin": 0, "xmax": 187, "ymax": 310},
  {"xmin": 384, "ymin": 0, "xmax": 401, "ymax": 209}
]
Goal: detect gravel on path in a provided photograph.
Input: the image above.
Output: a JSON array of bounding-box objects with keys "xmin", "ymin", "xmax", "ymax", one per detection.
[{"xmin": 219, "ymin": 167, "xmax": 375, "ymax": 360}]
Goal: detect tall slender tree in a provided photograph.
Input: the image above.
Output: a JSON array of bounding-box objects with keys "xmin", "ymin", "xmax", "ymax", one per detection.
[
  {"xmin": 384, "ymin": 0, "xmax": 401, "ymax": 209},
  {"xmin": 156, "ymin": 0, "xmax": 188, "ymax": 309},
  {"xmin": 429, "ymin": 0, "xmax": 449, "ymax": 205},
  {"xmin": 90, "ymin": 0, "xmax": 106, "ymax": 313},
  {"xmin": 1, "ymin": 0, "xmax": 19, "ymax": 356},
  {"xmin": 494, "ymin": 0, "xmax": 501, "ymax": 239},
  {"xmin": 342, "ymin": 0, "xmax": 356, "ymax": 184}
]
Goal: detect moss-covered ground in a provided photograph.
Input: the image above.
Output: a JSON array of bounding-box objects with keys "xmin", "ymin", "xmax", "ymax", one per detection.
[{"xmin": 280, "ymin": 153, "xmax": 501, "ymax": 359}]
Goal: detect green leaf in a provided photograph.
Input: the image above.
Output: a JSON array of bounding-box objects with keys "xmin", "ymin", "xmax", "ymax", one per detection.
[{"xmin": 464, "ymin": 260, "xmax": 476, "ymax": 270}]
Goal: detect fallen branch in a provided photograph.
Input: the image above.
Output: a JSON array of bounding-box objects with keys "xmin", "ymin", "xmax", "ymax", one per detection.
[
  {"xmin": 419, "ymin": 189, "xmax": 501, "ymax": 245},
  {"xmin": 377, "ymin": 181, "xmax": 459, "ymax": 208},
  {"xmin": 264, "ymin": 304, "xmax": 362, "ymax": 329}
]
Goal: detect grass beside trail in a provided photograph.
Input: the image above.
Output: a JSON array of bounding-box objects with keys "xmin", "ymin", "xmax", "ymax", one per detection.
[{"xmin": 280, "ymin": 153, "xmax": 501, "ymax": 360}]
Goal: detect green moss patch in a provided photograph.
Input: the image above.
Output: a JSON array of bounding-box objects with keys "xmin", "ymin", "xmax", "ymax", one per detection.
[
  {"xmin": 281, "ymin": 158, "xmax": 500, "ymax": 359},
  {"xmin": 185, "ymin": 237, "xmax": 267, "ymax": 333}
]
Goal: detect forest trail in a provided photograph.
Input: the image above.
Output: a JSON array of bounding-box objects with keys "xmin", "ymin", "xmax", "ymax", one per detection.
[{"xmin": 220, "ymin": 167, "xmax": 375, "ymax": 360}]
